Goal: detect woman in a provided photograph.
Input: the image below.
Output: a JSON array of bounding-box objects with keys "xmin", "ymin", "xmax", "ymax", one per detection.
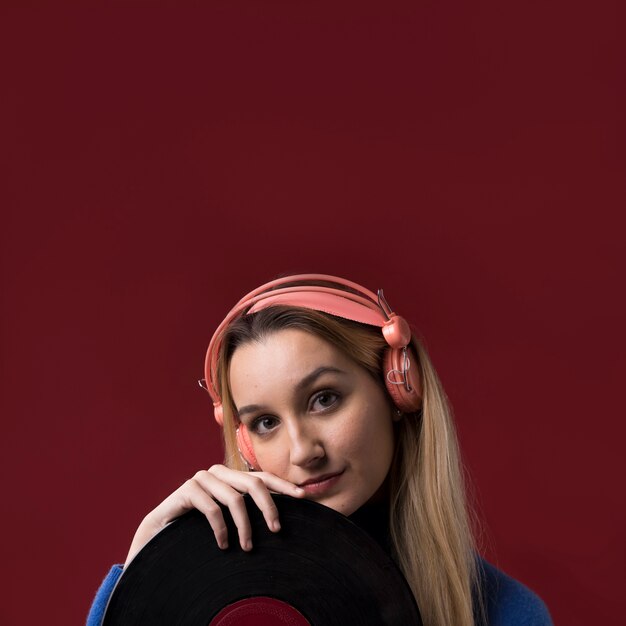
[{"xmin": 87, "ymin": 274, "xmax": 552, "ymax": 626}]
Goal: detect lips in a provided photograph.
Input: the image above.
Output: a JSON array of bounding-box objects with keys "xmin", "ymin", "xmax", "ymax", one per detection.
[
  {"xmin": 298, "ymin": 470, "xmax": 344, "ymax": 487},
  {"xmin": 296, "ymin": 470, "xmax": 345, "ymax": 495}
]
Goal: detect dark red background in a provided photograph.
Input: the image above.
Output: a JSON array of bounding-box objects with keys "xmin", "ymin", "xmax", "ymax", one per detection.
[{"xmin": 1, "ymin": 3, "xmax": 624, "ymax": 625}]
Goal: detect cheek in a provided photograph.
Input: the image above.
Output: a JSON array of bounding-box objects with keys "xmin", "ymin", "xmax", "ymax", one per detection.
[
  {"xmin": 336, "ymin": 402, "xmax": 395, "ymax": 463},
  {"xmin": 254, "ymin": 445, "xmax": 288, "ymax": 476}
]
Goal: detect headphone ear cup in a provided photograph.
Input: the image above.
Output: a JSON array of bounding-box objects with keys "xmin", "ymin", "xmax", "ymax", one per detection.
[
  {"xmin": 382, "ymin": 315, "xmax": 412, "ymax": 349},
  {"xmin": 236, "ymin": 424, "xmax": 260, "ymax": 470},
  {"xmin": 383, "ymin": 346, "xmax": 422, "ymax": 413}
]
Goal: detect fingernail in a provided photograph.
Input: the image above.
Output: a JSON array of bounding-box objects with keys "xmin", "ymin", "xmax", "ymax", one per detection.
[
  {"xmin": 272, "ymin": 520, "xmax": 281, "ymax": 532},
  {"xmin": 243, "ymin": 540, "xmax": 252, "ymax": 551},
  {"xmin": 294, "ymin": 487, "xmax": 305, "ymax": 495},
  {"xmin": 219, "ymin": 540, "xmax": 228, "ymax": 550}
]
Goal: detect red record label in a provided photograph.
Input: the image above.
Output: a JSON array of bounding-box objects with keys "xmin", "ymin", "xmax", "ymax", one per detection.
[{"xmin": 210, "ymin": 597, "xmax": 311, "ymax": 626}]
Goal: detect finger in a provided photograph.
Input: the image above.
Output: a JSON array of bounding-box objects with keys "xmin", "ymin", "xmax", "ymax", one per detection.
[
  {"xmin": 208, "ymin": 467, "xmax": 303, "ymax": 532},
  {"xmin": 179, "ymin": 479, "xmax": 230, "ymax": 549},
  {"xmin": 193, "ymin": 473, "xmax": 254, "ymax": 551},
  {"xmin": 239, "ymin": 474, "xmax": 282, "ymax": 532},
  {"xmin": 255, "ymin": 472, "xmax": 307, "ymax": 498},
  {"xmin": 209, "ymin": 464, "xmax": 305, "ymax": 498},
  {"xmin": 206, "ymin": 467, "xmax": 279, "ymax": 531}
]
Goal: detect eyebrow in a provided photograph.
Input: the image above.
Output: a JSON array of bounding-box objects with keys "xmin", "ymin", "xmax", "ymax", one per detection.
[{"xmin": 235, "ymin": 366, "xmax": 347, "ymax": 418}]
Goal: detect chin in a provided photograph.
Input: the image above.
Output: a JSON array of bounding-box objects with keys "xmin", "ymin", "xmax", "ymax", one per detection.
[{"xmin": 313, "ymin": 495, "xmax": 363, "ymax": 517}]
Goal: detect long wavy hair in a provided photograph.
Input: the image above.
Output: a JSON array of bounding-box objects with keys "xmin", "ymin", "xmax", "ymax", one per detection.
[{"xmin": 214, "ymin": 295, "xmax": 483, "ymax": 626}]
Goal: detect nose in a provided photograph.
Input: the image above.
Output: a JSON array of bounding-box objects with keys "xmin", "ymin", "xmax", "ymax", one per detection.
[{"xmin": 286, "ymin": 420, "xmax": 325, "ymax": 468}]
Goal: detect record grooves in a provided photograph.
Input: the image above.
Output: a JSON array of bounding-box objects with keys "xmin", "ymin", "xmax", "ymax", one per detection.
[{"xmin": 103, "ymin": 495, "xmax": 422, "ymax": 625}]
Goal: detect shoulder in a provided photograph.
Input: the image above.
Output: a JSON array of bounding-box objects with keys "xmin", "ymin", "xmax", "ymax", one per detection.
[
  {"xmin": 478, "ymin": 558, "xmax": 553, "ymax": 626},
  {"xmin": 86, "ymin": 564, "xmax": 124, "ymax": 626}
]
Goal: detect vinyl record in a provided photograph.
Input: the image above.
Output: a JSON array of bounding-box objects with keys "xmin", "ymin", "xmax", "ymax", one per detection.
[{"xmin": 103, "ymin": 495, "xmax": 422, "ymax": 626}]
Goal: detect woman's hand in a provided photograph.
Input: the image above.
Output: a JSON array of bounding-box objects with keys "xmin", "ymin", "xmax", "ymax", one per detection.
[{"xmin": 123, "ymin": 464, "xmax": 305, "ymax": 568}]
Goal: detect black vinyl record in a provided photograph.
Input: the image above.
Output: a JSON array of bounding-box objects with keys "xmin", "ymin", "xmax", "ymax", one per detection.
[{"xmin": 103, "ymin": 495, "xmax": 422, "ymax": 625}]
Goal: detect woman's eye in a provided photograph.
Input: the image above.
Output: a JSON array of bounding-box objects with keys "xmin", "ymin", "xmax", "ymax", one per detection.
[
  {"xmin": 251, "ymin": 416, "xmax": 278, "ymax": 434},
  {"xmin": 311, "ymin": 390, "xmax": 339, "ymax": 412}
]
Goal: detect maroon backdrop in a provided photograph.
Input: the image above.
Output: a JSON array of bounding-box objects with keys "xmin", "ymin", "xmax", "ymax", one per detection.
[{"xmin": 2, "ymin": 3, "xmax": 624, "ymax": 625}]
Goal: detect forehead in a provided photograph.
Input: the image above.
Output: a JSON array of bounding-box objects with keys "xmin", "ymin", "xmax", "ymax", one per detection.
[{"xmin": 228, "ymin": 329, "xmax": 351, "ymax": 390}]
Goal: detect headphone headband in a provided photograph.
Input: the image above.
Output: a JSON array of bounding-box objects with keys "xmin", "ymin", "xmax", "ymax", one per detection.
[{"xmin": 230, "ymin": 273, "xmax": 381, "ymax": 309}]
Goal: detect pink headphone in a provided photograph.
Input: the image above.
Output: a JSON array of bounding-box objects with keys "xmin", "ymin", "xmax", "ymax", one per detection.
[{"xmin": 200, "ymin": 274, "xmax": 422, "ymax": 470}]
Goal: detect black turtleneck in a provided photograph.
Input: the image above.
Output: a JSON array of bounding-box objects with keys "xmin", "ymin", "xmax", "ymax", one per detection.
[{"xmin": 347, "ymin": 500, "xmax": 392, "ymax": 554}]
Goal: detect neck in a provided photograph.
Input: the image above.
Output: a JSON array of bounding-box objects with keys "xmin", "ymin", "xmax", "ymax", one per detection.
[{"xmin": 348, "ymin": 498, "xmax": 391, "ymax": 553}]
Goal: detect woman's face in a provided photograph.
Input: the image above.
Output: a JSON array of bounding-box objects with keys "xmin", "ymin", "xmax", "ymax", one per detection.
[{"xmin": 228, "ymin": 328, "xmax": 398, "ymax": 516}]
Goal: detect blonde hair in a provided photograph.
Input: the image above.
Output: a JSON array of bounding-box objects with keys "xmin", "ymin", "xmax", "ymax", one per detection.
[{"xmin": 215, "ymin": 305, "xmax": 483, "ymax": 626}]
